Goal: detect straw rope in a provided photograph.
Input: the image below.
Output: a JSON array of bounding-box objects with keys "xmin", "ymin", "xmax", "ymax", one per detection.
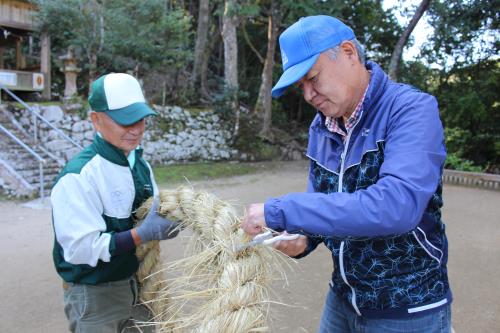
[{"xmin": 134, "ymin": 187, "xmax": 284, "ymax": 333}]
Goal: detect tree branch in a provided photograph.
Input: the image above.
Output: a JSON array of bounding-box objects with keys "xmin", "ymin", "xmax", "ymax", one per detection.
[
  {"xmin": 388, "ymin": 0, "xmax": 431, "ymax": 81},
  {"xmin": 241, "ymin": 21, "xmax": 264, "ymax": 64}
]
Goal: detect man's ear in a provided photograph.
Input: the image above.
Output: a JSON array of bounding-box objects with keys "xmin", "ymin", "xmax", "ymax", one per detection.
[
  {"xmin": 89, "ymin": 112, "xmax": 101, "ymax": 132},
  {"xmin": 340, "ymin": 41, "xmax": 358, "ymax": 61}
]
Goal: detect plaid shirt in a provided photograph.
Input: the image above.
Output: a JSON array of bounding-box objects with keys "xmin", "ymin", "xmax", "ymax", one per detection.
[{"xmin": 325, "ymin": 83, "xmax": 369, "ymax": 140}]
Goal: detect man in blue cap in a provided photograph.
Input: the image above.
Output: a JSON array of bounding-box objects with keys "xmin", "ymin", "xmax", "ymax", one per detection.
[
  {"xmin": 241, "ymin": 16, "xmax": 452, "ymax": 332},
  {"xmin": 51, "ymin": 73, "xmax": 179, "ymax": 332}
]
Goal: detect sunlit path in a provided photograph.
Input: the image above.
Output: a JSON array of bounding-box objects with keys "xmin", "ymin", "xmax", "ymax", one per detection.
[{"xmin": 0, "ymin": 161, "xmax": 498, "ymax": 332}]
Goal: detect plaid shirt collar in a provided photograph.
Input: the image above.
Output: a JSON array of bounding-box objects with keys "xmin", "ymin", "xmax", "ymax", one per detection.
[{"xmin": 325, "ymin": 82, "xmax": 370, "ymax": 138}]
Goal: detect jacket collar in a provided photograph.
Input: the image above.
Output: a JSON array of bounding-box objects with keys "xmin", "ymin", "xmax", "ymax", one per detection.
[
  {"xmin": 92, "ymin": 134, "xmax": 143, "ymax": 167},
  {"xmin": 362, "ymin": 61, "xmax": 388, "ymax": 116}
]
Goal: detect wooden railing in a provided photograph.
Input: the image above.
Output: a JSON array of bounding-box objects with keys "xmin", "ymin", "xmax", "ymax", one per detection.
[{"xmin": 443, "ymin": 169, "xmax": 500, "ymax": 191}]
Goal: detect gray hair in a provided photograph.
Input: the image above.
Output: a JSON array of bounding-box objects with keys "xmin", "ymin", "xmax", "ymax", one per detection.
[{"xmin": 323, "ymin": 38, "xmax": 365, "ymax": 64}]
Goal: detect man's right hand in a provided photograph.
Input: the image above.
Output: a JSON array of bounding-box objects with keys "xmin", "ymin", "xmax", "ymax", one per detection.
[
  {"xmin": 135, "ymin": 196, "xmax": 179, "ymax": 244},
  {"xmin": 273, "ymin": 234, "xmax": 308, "ymax": 257}
]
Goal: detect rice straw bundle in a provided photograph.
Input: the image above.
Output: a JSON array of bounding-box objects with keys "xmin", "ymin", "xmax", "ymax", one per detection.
[{"xmin": 134, "ymin": 187, "xmax": 287, "ymax": 333}]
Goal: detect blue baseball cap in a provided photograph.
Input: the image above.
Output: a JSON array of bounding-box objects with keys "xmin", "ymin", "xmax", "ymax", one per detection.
[{"xmin": 271, "ymin": 15, "xmax": 355, "ymax": 98}]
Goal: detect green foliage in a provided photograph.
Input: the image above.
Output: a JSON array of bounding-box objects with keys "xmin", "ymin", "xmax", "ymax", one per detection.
[
  {"xmin": 103, "ymin": 1, "xmax": 192, "ymax": 70},
  {"xmin": 437, "ymin": 60, "xmax": 500, "ymax": 170},
  {"xmin": 33, "ymin": 0, "xmax": 105, "ymax": 66},
  {"xmin": 232, "ymin": 113, "xmax": 281, "ymax": 161},
  {"xmin": 424, "ymin": 0, "xmax": 499, "ymax": 69},
  {"xmin": 444, "ymin": 127, "xmax": 485, "ymax": 172},
  {"xmin": 213, "ymin": 84, "xmax": 248, "ymax": 125},
  {"xmin": 153, "ymin": 162, "xmax": 259, "ymax": 185},
  {"xmin": 252, "ymin": 142, "xmax": 281, "ymax": 160},
  {"xmin": 32, "ymin": 0, "xmax": 193, "ymax": 102},
  {"xmin": 235, "ymin": 138, "xmax": 281, "ymax": 161},
  {"xmin": 399, "ymin": 61, "xmax": 440, "ymax": 93},
  {"xmin": 445, "ymin": 153, "xmax": 483, "ymax": 172}
]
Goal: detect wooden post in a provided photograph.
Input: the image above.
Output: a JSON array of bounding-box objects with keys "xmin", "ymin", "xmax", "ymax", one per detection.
[
  {"xmin": 16, "ymin": 38, "xmax": 22, "ymax": 69},
  {"xmin": 0, "ymin": 47, "xmax": 4, "ymax": 68},
  {"xmin": 40, "ymin": 32, "xmax": 51, "ymax": 100}
]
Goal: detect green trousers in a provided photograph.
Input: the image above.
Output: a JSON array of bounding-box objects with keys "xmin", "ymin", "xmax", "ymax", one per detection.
[{"xmin": 63, "ymin": 277, "xmax": 154, "ymax": 333}]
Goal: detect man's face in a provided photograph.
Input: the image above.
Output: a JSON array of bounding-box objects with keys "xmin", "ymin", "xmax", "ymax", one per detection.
[
  {"xmin": 296, "ymin": 42, "xmax": 361, "ymax": 119},
  {"xmin": 90, "ymin": 112, "xmax": 145, "ymax": 155}
]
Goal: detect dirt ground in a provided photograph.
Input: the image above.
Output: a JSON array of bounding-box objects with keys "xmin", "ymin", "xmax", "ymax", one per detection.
[{"xmin": 0, "ymin": 161, "xmax": 499, "ymax": 333}]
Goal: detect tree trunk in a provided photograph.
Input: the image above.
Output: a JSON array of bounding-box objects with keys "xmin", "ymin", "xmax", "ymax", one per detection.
[
  {"xmin": 40, "ymin": 33, "xmax": 51, "ymax": 100},
  {"xmin": 88, "ymin": 52, "xmax": 98, "ymax": 93},
  {"xmin": 200, "ymin": 22, "xmax": 219, "ymax": 100},
  {"xmin": 86, "ymin": 0, "xmax": 104, "ymax": 94},
  {"xmin": 255, "ymin": 1, "xmax": 280, "ymax": 139},
  {"xmin": 191, "ymin": 0, "xmax": 209, "ymax": 93},
  {"xmin": 388, "ymin": 0, "xmax": 431, "ymax": 81},
  {"xmin": 222, "ymin": 0, "xmax": 239, "ymax": 137}
]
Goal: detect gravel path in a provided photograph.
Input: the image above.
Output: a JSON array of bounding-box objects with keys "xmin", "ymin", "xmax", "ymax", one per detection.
[{"xmin": 0, "ymin": 161, "xmax": 498, "ymax": 332}]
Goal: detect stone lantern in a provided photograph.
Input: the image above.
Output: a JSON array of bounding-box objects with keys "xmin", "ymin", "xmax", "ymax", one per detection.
[{"xmin": 59, "ymin": 46, "xmax": 81, "ymax": 99}]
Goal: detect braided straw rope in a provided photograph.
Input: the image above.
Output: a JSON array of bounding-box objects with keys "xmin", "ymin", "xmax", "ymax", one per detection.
[{"xmin": 135, "ymin": 187, "xmax": 286, "ymax": 333}]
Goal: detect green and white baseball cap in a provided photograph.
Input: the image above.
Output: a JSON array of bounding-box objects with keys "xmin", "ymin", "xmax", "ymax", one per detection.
[{"xmin": 88, "ymin": 73, "xmax": 157, "ymax": 126}]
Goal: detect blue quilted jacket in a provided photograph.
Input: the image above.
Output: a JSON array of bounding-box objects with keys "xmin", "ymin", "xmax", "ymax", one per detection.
[{"xmin": 264, "ymin": 61, "xmax": 451, "ymax": 318}]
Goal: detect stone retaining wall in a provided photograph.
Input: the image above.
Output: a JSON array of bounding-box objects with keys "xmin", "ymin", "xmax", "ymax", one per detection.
[{"xmin": 7, "ymin": 103, "xmax": 236, "ymax": 165}]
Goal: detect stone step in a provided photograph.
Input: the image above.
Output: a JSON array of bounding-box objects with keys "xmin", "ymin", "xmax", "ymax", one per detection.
[
  {"xmin": 1, "ymin": 151, "xmax": 45, "ymax": 162},
  {"xmin": 23, "ymin": 173, "xmax": 59, "ymax": 186},
  {"xmin": 18, "ymin": 166, "xmax": 61, "ymax": 176},
  {"xmin": 1, "ymin": 104, "xmax": 69, "ymax": 199},
  {"xmin": 0, "ymin": 134, "xmax": 38, "ymax": 146},
  {"xmin": 0, "ymin": 141, "xmax": 26, "ymax": 149},
  {"xmin": 23, "ymin": 170, "xmax": 59, "ymax": 180},
  {"xmin": 31, "ymin": 182, "xmax": 56, "ymax": 193},
  {"xmin": 0, "ymin": 139, "xmax": 39, "ymax": 153},
  {"xmin": 0, "ymin": 124, "xmax": 23, "ymax": 133},
  {"xmin": 0, "ymin": 144, "xmax": 59, "ymax": 161},
  {"xmin": 6, "ymin": 158, "xmax": 60, "ymax": 168},
  {"xmin": 3, "ymin": 160, "xmax": 61, "ymax": 172},
  {"xmin": 0, "ymin": 122, "xmax": 27, "ymax": 134},
  {"xmin": 1, "ymin": 147, "xmax": 56, "ymax": 157}
]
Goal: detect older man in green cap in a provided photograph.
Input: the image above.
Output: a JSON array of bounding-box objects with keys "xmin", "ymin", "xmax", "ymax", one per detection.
[{"xmin": 51, "ymin": 73, "xmax": 178, "ymax": 332}]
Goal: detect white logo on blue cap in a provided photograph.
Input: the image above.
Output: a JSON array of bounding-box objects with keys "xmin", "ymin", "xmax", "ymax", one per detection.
[{"xmin": 281, "ymin": 50, "xmax": 288, "ymax": 65}]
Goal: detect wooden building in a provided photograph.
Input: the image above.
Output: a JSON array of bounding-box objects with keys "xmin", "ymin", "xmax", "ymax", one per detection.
[{"xmin": 0, "ymin": 0, "xmax": 51, "ymax": 99}]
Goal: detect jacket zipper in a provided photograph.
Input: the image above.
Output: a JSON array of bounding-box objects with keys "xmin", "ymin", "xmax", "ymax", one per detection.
[
  {"xmin": 338, "ymin": 125, "xmax": 362, "ymax": 316},
  {"xmin": 339, "ymin": 241, "xmax": 361, "ymax": 316}
]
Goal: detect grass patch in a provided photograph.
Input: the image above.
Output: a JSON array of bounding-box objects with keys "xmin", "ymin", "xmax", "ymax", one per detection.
[
  {"xmin": 0, "ymin": 193, "xmax": 11, "ymax": 201},
  {"xmin": 12, "ymin": 101, "xmax": 63, "ymax": 108},
  {"xmin": 154, "ymin": 162, "xmax": 260, "ymax": 184}
]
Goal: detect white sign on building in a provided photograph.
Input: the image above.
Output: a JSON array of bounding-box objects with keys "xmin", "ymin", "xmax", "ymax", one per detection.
[{"xmin": 0, "ymin": 71, "xmax": 17, "ymax": 86}]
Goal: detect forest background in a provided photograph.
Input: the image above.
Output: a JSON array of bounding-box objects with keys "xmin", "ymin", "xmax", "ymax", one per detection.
[{"xmin": 7, "ymin": 0, "xmax": 498, "ymax": 172}]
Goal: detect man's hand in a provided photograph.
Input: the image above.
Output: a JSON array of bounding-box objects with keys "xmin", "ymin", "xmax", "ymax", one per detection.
[
  {"xmin": 135, "ymin": 196, "xmax": 179, "ymax": 244},
  {"xmin": 241, "ymin": 203, "xmax": 266, "ymax": 236},
  {"xmin": 273, "ymin": 234, "xmax": 308, "ymax": 257}
]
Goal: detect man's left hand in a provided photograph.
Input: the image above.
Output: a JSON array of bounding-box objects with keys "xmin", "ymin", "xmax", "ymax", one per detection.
[
  {"xmin": 135, "ymin": 196, "xmax": 179, "ymax": 243},
  {"xmin": 241, "ymin": 203, "xmax": 267, "ymax": 236}
]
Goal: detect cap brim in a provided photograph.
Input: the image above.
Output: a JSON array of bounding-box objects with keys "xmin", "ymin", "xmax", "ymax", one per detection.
[
  {"xmin": 105, "ymin": 102, "xmax": 157, "ymax": 126},
  {"xmin": 271, "ymin": 53, "xmax": 320, "ymax": 98}
]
